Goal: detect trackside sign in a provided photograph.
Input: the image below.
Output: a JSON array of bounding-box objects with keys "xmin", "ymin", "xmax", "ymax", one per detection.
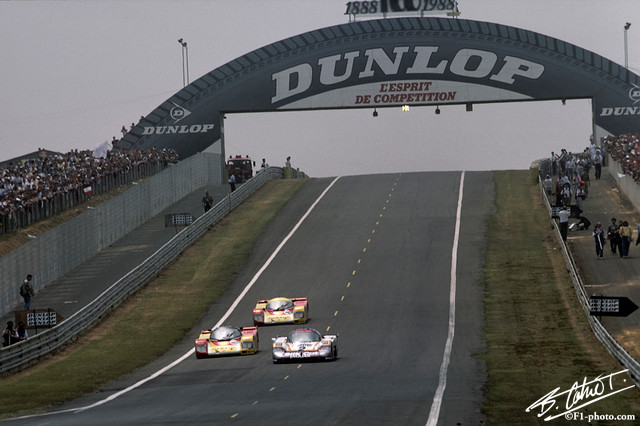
[
  {"xmin": 344, "ymin": 0, "xmax": 459, "ymax": 17},
  {"xmin": 117, "ymin": 17, "xmax": 640, "ymax": 160},
  {"xmin": 271, "ymin": 46, "xmax": 544, "ymax": 105},
  {"xmin": 141, "ymin": 124, "xmax": 214, "ymax": 135},
  {"xmin": 141, "ymin": 103, "xmax": 215, "ymax": 136}
]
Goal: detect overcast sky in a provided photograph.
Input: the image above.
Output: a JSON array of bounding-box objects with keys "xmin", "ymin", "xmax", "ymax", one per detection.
[{"xmin": 1, "ymin": 0, "xmax": 639, "ymax": 177}]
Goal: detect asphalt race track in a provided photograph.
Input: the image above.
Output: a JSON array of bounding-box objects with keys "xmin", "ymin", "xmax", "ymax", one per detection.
[{"xmin": 7, "ymin": 171, "xmax": 494, "ymax": 426}]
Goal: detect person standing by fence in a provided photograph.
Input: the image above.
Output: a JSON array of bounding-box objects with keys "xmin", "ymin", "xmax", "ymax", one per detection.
[
  {"xmin": 593, "ymin": 222, "xmax": 606, "ymax": 259},
  {"xmin": 19, "ymin": 274, "xmax": 34, "ymax": 310},
  {"xmin": 229, "ymin": 173, "xmax": 236, "ymax": 192},
  {"xmin": 608, "ymin": 218, "xmax": 621, "ymax": 255},
  {"xmin": 558, "ymin": 206, "xmax": 570, "ymax": 241},
  {"xmin": 16, "ymin": 321, "xmax": 28, "ymax": 341},
  {"xmin": 2, "ymin": 321, "xmax": 18, "ymax": 347},
  {"xmin": 619, "ymin": 220, "xmax": 632, "ymax": 258},
  {"xmin": 202, "ymin": 191, "xmax": 213, "ymax": 213}
]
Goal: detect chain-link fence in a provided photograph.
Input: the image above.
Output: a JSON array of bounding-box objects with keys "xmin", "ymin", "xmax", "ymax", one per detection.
[
  {"xmin": 0, "ymin": 160, "xmax": 180, "ymax": 236},
  {"xmin": 0, "ymin": 153, "xmax": 222, "ymax": 319}
]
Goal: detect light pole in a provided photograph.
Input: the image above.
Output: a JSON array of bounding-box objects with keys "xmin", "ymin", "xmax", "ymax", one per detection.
[
  {"xmin": 624, "ymin": 22, "xmax": 631, "ymax": 69},
  {"xmin": 178, "ymin": 38, "xmax": 189, "ymax": 87}
]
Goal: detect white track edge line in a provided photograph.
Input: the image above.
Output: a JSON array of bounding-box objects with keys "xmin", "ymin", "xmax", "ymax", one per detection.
[
  {"xmin": 10, "ymin": 177, "xmax": 341, "ymax": 420},
  {"xmin": 74, "ymin": 176, "xmax": 342, "ymax": 413},
  {"xmin": 426, "ymin": 171, "xmax": 465, "ymax": 426}
]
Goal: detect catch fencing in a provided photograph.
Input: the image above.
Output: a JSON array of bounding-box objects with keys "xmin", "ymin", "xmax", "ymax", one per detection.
[
  {"xmin": 0, "ymin": 160, "xmax": 175, "ymax": 235},
  {"xmin": 0, "ymin": 166, "xmax": 284, "ymax": 373},
  {"xmin": 538, "ymin": 165, "xmax": 640, "ymax": 388},
  {"xmin": 0, "ymin": 153, "xmax": 221, "ymax": 318}
]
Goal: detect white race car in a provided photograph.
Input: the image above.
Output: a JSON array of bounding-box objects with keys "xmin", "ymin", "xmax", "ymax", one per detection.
[{"xmin": 272, "ymin": 328, "xmax": 338, "ymax": 363}]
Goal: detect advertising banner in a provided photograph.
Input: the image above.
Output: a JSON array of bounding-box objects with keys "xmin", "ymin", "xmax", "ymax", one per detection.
[{"xmin": 344, "ymin": 0, "xmax": 459, "ymax": 17}]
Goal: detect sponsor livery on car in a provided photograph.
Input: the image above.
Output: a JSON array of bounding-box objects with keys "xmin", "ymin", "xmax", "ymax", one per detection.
[
  {"xmin": 253, "ymin": 297, "xmax": 308, "ymax": 326},
  {"xmin": 272, "ymin": 328, "xmax": 338, "ymax": 363},
  {"xmin": 194, "ymin": 325, "xmax": 258, "ymax": 359}
]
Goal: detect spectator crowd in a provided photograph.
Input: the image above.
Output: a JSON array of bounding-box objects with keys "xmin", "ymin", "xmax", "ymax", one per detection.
[
  {"xmin": 542, "ymin": 140, "xmax": 605, "ymax": 240},
  {"xmin": 0, "ymin": 147, "xmax": 179, "ymax": 234},
  {"xmin": 602, "ymin": 133, "xmax": 640, "ymax": 183},
  {"xmin": 543, "ymin": 134, "xmax": 640, "ymax": 259},
  {"xmin": 543, "ymin": 141, "xmax": 605, "ymax": 211}
]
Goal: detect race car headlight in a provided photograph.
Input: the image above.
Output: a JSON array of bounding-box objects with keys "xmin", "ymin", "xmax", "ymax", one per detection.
[
  {"xmin": 273, "ymin": 348, "xmax": 284, "ymax": 357},
  {"xmin": 253, "ymin": 314, "xmax": 264, "ymax": 322},
  {"xmin": 242, "ymin": 341, "xmax": 254, "ymax": 349},
  {"xmin": 293, "ymin": 311, "xmax": 305, "ymax": 319},
  {"xmin": 195, "ymin": 344, "xmax": 207, "ymax": 353},
  {"xmin": 318, "ymin": 346, "xmax": 331, "ymax": 356}
]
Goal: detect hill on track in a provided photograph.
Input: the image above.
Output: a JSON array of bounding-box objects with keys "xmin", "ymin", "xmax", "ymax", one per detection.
[{"xmin": 1, "ymin": 172, "xmax": 639, "ymax": 423}]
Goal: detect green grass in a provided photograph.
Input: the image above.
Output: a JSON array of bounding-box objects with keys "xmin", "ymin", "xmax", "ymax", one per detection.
[{"xmin": 482, "ymin": 171, "xmax": 640, "ymax": 424}]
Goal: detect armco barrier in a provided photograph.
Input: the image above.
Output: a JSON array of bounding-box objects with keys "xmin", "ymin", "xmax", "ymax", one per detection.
[
  {"xmin": 539, "ymin": 173, "xmax": 640, "ymax": 388},
  {"xmin": 0, "ymin": 167, "xmax": 285, "ymax": 373}
]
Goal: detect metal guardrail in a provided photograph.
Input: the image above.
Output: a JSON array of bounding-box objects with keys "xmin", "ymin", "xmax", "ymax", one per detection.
[
  {"xmin": 539, "ymin": 179, "xmax": 640, "ymax": 387},
  {"xmin": 0, "ymin": 167, "xmax": 285, "ymax": 373}
]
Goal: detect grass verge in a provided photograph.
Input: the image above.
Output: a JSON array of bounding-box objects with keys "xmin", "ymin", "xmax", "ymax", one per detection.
[
  {"xmin": 482, "ymin": 171, "xmax": 640, "ymax": 424},
  {"xmin": 0, "ymin": 178, "xmax": 307, "ymax": 417}
]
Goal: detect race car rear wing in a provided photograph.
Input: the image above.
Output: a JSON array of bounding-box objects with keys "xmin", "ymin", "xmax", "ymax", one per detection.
[{"xmin": 240, "ymin": 326, "xmax": 258, "ymax": 335}]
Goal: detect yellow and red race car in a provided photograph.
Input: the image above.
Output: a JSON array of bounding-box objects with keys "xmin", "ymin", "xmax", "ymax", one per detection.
[
  {"xmin": 194, "ymin": 325, "xmax": 258, "ymax": 359},
  {"xmin": 252, "ymin": 297, "xmax": 308, "ymax": 326}
]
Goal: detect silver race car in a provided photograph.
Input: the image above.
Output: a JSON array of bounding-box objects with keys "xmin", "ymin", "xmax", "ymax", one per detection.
[{"xmin": 272, "ymin": 328, "xmax": 338, "ymax": 363}]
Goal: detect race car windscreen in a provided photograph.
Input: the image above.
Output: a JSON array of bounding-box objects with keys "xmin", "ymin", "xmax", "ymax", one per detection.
[
  {"xmin": 288, "ymin": 330, "xmax": 322, "ymax": 343},
  {"xmin": 210, "ymin": 326, "xmax": 241, "ymax": 341},
  {"xmin": 266, "ymin": 299, "xmax": 293, "ymax": 311}
]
